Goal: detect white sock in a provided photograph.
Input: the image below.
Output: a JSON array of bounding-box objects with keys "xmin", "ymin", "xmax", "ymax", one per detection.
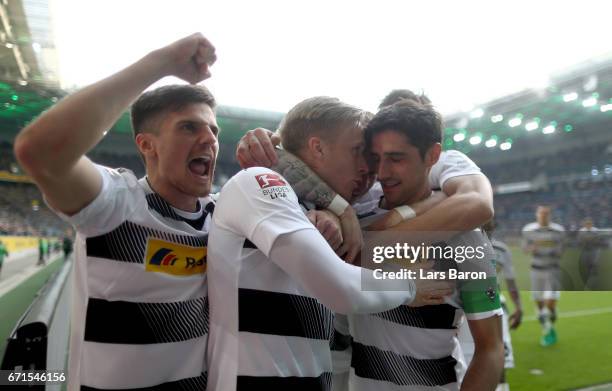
[{"xmin": 538, "ymin": 307, "xmax": 551, "ymax": 332}]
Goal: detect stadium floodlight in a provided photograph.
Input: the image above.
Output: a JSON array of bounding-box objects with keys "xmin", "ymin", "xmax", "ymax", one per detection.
[
  {"xmin": 563, "ymin": 92, "xmax": 578, "ymax": 102},
  {"xmin": 543, "ymin": 124, "xmax": 556, "ymax": 134},
  {"xmin": 32, "ymin": 42, "xmax": 42, "ymax": 52},
  {"xmin": 470, "ymin": 108, "xmax": 484, "ymax": 119},
  {"xmin": 18, "ymin": 80, "xmax": 27, "ymax": 86},
  {"xmin": 469, "ymin": 135, "xmax": 482, "ymax": 145},
  {"xmin": 564, "ymin": 124, "xmax": 573, "ymax": 132},
  {"xmin": 453, "ymin": 133, "xmax": 466, "ymax": 142},
  {"xmin": 491, "ymin": 114, "xmax": 503, "ymax": 123},
  {"xmin": 604, "ymin": 165, "xmax": 612, "ymax": 175},
  {"xmin": 485, "ymin": 138, "xmax": 497, "ymax": 148},
  {"xmin": 5, "ymin": 42, "xmax": 13, "ymax": 49},
  {"xmin": 582, "ymin": 97, "xmax": 597, "ymax": 107},
  {"xmin": 600, "ymin": 103, "xmax": 612, "ymax": 112},
  {"xmin": 525, "ymin": 120, "xmax": 539, "ymax": 131},
  {"xmin": 500, "ymin": 142, "xmax": 512, "ymax": 151},
  {"xmin": 591, "ymin": 168, "xmax": 599, "ymax": 176},
  {"xmin": 508, "ymin": 117, "xmax": 522, "ymax": 127}
]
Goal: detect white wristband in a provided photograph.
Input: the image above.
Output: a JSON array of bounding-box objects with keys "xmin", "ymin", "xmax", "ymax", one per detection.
[
  {"xmin": 394, "ymin": 205, "xmax": 416, "ymax": 220},
  {"xmin": 327, "ymin": 194, "xmax": 349, "ymax": 216}
]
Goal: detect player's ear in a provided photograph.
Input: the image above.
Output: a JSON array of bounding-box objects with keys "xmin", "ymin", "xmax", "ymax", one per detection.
[
  {"xmin": 135, "ymin": 133, "xmax": 156, "ymax": 160},
  {"xmin": 306, "ymin": 136, "xmax": 324, "ymax": 160},
  {"xmin": 135, "ymin": 133, "xmax": 153, "ymax": 155},
  {"xmin": 424, "ymin": 143, "xmax": 441, "ymax": 167}
]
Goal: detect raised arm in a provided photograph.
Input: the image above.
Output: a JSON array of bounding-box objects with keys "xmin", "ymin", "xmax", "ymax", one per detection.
[
  {"xmin": 373, "ymin": 174, "xmax": 494, "ymax": 232},
  {"xmin": 14, "ymin": 33, "xmax": 216, "ymax": 215}
]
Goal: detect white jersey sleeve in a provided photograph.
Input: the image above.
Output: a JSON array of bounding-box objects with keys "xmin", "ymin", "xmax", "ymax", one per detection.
[
  {"xmin": 212, "ymin": 167, "xmax": 315, "ymax": 256},
  {"xmin": 45, "ymin": 164, "xmax": 141, "ymax": 237},
  {"xmin": 429, "ymin": 150, "xmax": 484, "ymax": 189},
  {"xmin": 213, "ymin": 167, "xmax": 416, "ymax": 314}
]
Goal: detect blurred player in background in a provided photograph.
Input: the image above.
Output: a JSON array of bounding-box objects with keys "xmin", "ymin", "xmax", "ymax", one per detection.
[
  {"xmin": 522, "ymin": 205, "xmax": 565, "ymax": 346},
  {"xmin": 62, "ymin": 228, "xmax": 74, "ymax": 261},
  {"xmin": 37, "ymin": 236, "xmax": 46, "ymax": 266},
  {"xmin": 0, "ymin": 239, "xmax": 9, "ymax": 279},
  {"xmin": 459, "ymin": 219, "xmax": 522, "ymax": 391},
  {"xmin": 577, "ymin": 217, "xmax": 605, "ymax": 289}
]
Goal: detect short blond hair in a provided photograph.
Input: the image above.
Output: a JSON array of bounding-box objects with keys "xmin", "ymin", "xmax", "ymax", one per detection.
[{"xmin": 278, "ymin": 96, "xmax": 372, "ymax": 154}]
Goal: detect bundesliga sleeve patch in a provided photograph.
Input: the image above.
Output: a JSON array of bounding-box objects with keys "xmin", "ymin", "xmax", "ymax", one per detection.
[
  {"xmin": 255, "ymin": 173, "xmax": 287, "ymax": 188},
  {"xmin": 144, "ymin": 238, "xmax": 206, "ymax": 276},
  {"xmin": 254, "ymin": 173, "xmax": 291, "ymax": 200}
]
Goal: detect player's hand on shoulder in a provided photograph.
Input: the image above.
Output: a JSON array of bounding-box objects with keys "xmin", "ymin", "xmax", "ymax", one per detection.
[
  {"xmin": 153, "ymin": 33, "xmax": 216, "ymax": 84},
  {"xmin": 409, "ymin": 261, "xmax": 455, "ymax": 307},
  {"xmin": 236, "ymin": 128, "xmax": 280, "ymax": 168},
  {"xmin": 307, "ymin": 210, "xmax": 343, "ymax": 252}
]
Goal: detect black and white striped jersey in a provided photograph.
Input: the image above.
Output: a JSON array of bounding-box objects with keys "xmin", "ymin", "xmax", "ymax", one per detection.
[
  {"xmin": 207, "ymin": 167, "xmax": 414, "ymax": 391},
  {"xmin": 341, "ymin": 152, "xmax": 500, "ymax": 391},
  {"xmin": 206, "ymin": 167, "xmax": 336, "ymax": 391},
  {"xmin": 521, "ymin": 222, "xmax": 565, "ymax": 268},
  {"xmin": 51, "ymin": 165, "xmax": 212, "ymax": 390},
  {"xmin": 349, "ymin": 204, "xmax": 501, "ymax": 391}
]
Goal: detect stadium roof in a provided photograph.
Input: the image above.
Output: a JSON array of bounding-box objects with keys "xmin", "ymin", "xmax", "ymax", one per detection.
[
  {"xmin": 443, "ymin": 54, "xmax": 612, "ymax": 156},
  {"xmin": 0, "ymin": 0, "xmax": 59, "ymax": 88},
  {"xmin": 0, "ymin": 80, "xmax": 283, "ymax": 145},
  {"xmin": 1, "ymin": 52, "xmax": 610, "ymax": 155}
]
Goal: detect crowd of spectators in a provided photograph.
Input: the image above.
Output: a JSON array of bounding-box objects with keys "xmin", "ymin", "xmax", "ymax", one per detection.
[
  {"xmin": 494, "ymin": 176, "xmax": 612, "ymax": 238},
  {"xmin": 479, "ymin": 143, "xmax": 612, "ymax": 184},
  {"xmin": 1, "ymin": 138, "xmax": 610, "ymax": 239},
  {"xmin": 0, "ymin": 182, "xmax": 69, "ymax": 236}
]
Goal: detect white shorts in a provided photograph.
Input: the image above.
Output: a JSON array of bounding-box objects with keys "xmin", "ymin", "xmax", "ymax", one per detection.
[{"xmin": 530, "ymin": 268, "xmax": 561, "ymax": 301}]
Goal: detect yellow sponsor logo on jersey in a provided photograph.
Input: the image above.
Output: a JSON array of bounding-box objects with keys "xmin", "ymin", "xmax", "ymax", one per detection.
[{"xmin": 144, "ymin": 238, "xmax": 206, "ymax": 276}]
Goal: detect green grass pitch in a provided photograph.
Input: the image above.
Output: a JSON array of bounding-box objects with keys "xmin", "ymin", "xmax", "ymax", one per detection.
[{"xmin": 503, "ymin": 246, "xmax": 612, "ymax": 391}]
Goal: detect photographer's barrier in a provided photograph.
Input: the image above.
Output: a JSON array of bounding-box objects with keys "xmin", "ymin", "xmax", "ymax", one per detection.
[{"xmin": 1, "ymin": 260, "xmax": 71, "ymax": 390}]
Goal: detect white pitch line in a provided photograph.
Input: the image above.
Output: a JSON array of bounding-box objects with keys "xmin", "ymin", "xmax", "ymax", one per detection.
[
  {"xmin": 524, "ymin": 306, "xmax": 612, "ymax": 321},
  {"xmin": 572, "ymin": 382, "xmax": 612, "ymax": 391}
]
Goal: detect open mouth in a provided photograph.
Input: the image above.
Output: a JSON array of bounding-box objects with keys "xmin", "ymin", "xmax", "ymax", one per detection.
[{"xmin": 188, "ymin": 156, "xmax": 212, "ymax": 177}]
